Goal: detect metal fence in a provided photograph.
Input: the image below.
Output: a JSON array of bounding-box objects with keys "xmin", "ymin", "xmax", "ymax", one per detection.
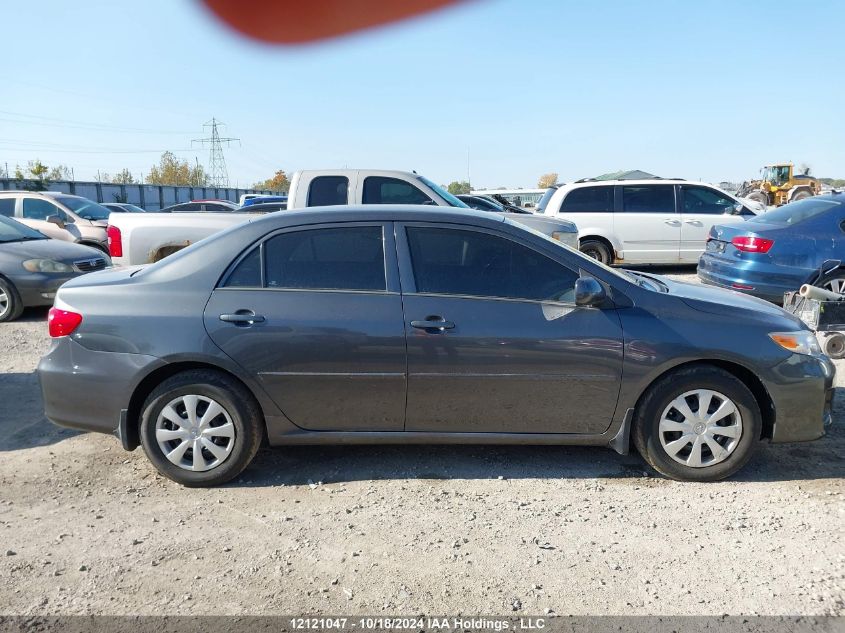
[{"xmin": 0, "ymin": 179, "xmax": 281, "ymax": 211}]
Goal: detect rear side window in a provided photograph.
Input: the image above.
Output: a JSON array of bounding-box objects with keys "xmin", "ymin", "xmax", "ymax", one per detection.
[
  {"xmin": 560, "ymin": 186, "xmax": 614, "ymax": 212},
  {"xmin": 0, "ymin": 199, "xmax": 14, "ymax": 217},
  {"xmin": 621, "ymin": 186, "xmax": 675, "ymax": 214},
  {"xmin": 362, "ymin": 177, "xmax": 433, "ymax": 205},
  {"xmin": 224, "ymin": 247, "xmax": 262, "ymax": 287},
  {"xmin": 264, "ymin": 226, "xmax": 385, "ymax": 291},
  {"xmin": 308, "ymin": 176, "xmax": 349, "ymax": 206},
  {"xmin": 407, "ymin": 227, "xmax": 579, "ymax": 302},
  {"xmin": 22, "ymin": 198, "xmax": 61, "ymax": 220}
]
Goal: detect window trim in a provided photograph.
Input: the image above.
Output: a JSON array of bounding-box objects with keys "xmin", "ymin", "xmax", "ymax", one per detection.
[
  {"xmin": 217, "ymin": 221, "xmax": 399, "ymax": 294},
  {"xmin": 395, "ymin": 221, "xmax": 582, "ymax": 306}
]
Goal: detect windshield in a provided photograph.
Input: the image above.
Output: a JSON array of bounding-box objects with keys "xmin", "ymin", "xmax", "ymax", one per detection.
[
  {"xmin": 748, "ymin": 197, "xmax": 840, "ymax": 226},
  {"xmin": 536, "ymin": 187, "xmax": 558, "ymax": 213},
  {"xmin": 417, "ymin": 176, "xmax": 469, "ymax": 208},
  {"xmin": 762, "ymin": 165, "xmax": 790, "ymax": 186},
  {"xmin": 0, "ymin": 215, "xmax": 47, "ymax": 242},
  {"xmin": 55, "ymin": 196, "xmax": 112, "ymax": 221}
]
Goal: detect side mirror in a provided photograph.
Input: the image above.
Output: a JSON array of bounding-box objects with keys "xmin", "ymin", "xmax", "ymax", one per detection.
[
  {"xmin": 46, "ymin": 214, "xmax": 65, "ymax": 228},
  {"xmin": 575, "ymin": 277, "xmax": 606, "ymax": 307}
]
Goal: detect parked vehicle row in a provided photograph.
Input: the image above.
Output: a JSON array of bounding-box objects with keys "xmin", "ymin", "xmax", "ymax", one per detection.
[
  {"xmin": 38, "ymin": 204, "xmax": 834, "ymax": 486},
  {"xmin": 106, "ymin": 169, "xmax": 579, "ymax": 266}
]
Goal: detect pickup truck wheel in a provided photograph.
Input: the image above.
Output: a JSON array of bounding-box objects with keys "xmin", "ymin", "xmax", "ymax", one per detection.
[
  {"xmin": 579, "ymin": 239, "xmax": 612, "ymax": 264},
  {"xmin": 0, "ymin": 278, "xmax": 24, "ymax": 322},
  {"xmin": 632, "ymin": 366, "xmax": 761, "ymax": 482},
  {"xmin": 139, "ymin": 370, "xmax": 263, "ymax": 487}
]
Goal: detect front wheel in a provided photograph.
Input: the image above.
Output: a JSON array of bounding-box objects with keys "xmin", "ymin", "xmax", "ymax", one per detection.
[
  {"xmin": 579, "ymin": 239, "xmax": 612, "ymax": 264},
  {"xmin": 0, "ymin": 278, "xmax": 23, "ymax": 322},
  {"xmin": 139, "ymin": 370, "xmax": 263, "ymax": 487},
  {"xmin": 632, "ymin": 366, "xmax": 762, "ymax": 481}
]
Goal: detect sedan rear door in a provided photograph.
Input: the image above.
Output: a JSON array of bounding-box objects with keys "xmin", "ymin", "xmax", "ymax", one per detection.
[{"xmin": 203, "ymin": 222, "xmax": 407, "ymax": 432}]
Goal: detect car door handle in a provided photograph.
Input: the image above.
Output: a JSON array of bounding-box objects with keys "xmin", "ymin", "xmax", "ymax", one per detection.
[
  {"xmin": 684, "ymin": 219, "xmax": 703, "ymax": 226},
  {"xmin": 220, "ymin": 311, "xmax": 266, "ymax": 325},
  {"xmin": 411, "ymin": 317, "xmax": 455, "ymax": 332},
  {"xmin": 664, "ymin": 218, "xmax": 681, "ymax": 226}
]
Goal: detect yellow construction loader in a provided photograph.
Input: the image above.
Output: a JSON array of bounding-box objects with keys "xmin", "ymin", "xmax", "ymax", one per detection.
[{"xmin": 736, "ymin": 163, "xmax": 820, "ymax": 207}]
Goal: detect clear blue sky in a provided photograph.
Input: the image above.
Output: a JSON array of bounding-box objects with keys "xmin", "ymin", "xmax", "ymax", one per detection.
[{"xmin": 2, "ymin": 0, "xmax": 843, "ymax": 188}]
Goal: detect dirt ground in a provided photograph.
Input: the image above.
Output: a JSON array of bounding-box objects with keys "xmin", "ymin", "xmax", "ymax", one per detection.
[{"xmin": 0, "ymin": 268, "xmax": 843, "ymax": 617}]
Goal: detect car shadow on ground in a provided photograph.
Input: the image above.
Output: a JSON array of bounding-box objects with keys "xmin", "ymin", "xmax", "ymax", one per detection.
[
  {"xmin": 233, "ymin": 399, "xmax": 845, "ymax": 488},
  {"xmin": 0, "ymin": 372, "xmax": 81, "ymax": 451}
]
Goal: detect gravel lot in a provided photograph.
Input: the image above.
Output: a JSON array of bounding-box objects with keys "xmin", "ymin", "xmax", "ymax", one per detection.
[{"xmin": 1, "ymin": 268, "xmax": 843, "ymax": 617}]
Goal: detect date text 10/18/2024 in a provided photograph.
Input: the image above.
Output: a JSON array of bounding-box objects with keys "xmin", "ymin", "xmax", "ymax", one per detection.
[{"xmin": 289, "ymin": 617, "xmax": 548, "ymax": 631}]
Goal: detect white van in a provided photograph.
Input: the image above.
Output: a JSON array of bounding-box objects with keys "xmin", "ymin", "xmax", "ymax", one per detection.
[{"xmin": 541, "ymin": 179, "xmax": 763, "ymax": 264}]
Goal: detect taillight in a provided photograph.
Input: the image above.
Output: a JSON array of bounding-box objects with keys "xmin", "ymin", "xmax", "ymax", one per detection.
[
  {"xmin": 731, "ymin": 236, "xmax": 773, "ymax": 253},
  {"xmin": 107, "ymin": 225, "xmax": 122, "ymax": 258},
  {"xmin": 48, "ymin": 308, "xmax": 83, "ymax": 338}
]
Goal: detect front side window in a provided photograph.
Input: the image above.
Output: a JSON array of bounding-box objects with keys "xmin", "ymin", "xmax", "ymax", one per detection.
[
  {"xmin": 621, "ymin": 185, "xmax": 675, "ymax": 214},
  {"xmin": 22, "ymin": 198, "xmax": 62, "ymax": 221},
  {"xmin": 264, "ymin": 226, "xmax": 385, "ymax": 291},
  {"xmin": 407, "ymin": 227, "xmax": 579, "ymax": 302},
  {"xmin": 0, "ymin": 198, "xmax": 14, "ymax": 217},
  {"xmin": 308, "ymin": 176, "xmax": 349, "ymax": 206},
  {"xmin": 682, "ymin": 186, "xmax": 736, "ymax": 214},
  {"xmin": 362, "ymin": 177, "xmax": 433, "ymax": 205},
  {"xmin": 560, "ymin": 186, "xmax": 614, "ymax": 213}
]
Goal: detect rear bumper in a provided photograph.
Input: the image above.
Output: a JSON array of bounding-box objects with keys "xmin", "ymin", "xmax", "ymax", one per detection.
[
  {"xmin": 37, "ymin": 336, "xmax": 162, "ymax": 435},
  {"xmin": 698, "ymin": 253, "xmax": 809, "ymax": 303},
  {"xmin": 767, "ymin": 353, "xmax": 835, "ymax": 443}
]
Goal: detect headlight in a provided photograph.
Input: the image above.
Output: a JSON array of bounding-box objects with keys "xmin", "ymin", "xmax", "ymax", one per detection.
[
  {"xmin": 769, "ymin": 331, "xmax": 822, "ymax": 356},
  {"xmin": 22, "ymin": 259, "xmax": 74, "ymax": 273}
]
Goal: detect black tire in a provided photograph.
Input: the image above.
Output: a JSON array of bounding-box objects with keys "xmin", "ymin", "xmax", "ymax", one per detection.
[
  {"xmin": 746, "ymin": 192, "xmax": 768, "ymax": 207},
  {"xmin": 139, "ymin": 369, "xmax": 263, "ymax": 487},
  {"xmin": 0, "ymin": 277, "xmax": 24, "ymax": 322},
  {"xmin": 579, "ymin": 239, "xmax": 612, "ymax": 264},
  {"xmin": 632, "ymin": 365, "xmax": 762, "ymax": 482},
  {"xmin": 791, "ymin": 190, "xmax": 811, "ymax": 202}
]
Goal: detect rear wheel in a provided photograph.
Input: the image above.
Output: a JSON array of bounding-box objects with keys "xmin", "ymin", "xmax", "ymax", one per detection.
[
  {"xmin": 632, "ymin": 366, "xmax": 762, "ymax": 481},
  {"xmin": 791, "ymin": 190, "xmax": 812, "ymax": 202},
  {"xmin": 139, "ymin": 370, "xmax": 263, "ymax": 487},
  {"xmin": 746, "ymin": 192, "xmax": 768, "ymax": 207},
  {"xmin": 579, "ymin": 239, "xmax": 612, "ymax": 264},
  {"xmin": 0, "ymin": 278, "xmax": 23, "ymax": 322},
  {"xmin": 819, "ymin": 269, "xmax": 845, "ymax": 295}
]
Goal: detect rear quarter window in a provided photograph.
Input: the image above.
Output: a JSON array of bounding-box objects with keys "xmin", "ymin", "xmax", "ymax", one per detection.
[{"xmin": 307, "ymin": 176, "xmax": 349, "ymax": 206}]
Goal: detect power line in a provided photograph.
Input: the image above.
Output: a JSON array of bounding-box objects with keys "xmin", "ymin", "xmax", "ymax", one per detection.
[
  {"xmin": 0, "ymin": 111, "xmax": 193, "ymax": 134},
  {"xmin": 192, "ymin": 118, "xmax": 239, "ymax": 187}
]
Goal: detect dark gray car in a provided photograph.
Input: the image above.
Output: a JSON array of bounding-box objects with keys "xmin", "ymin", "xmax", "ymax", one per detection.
[
  {"xmin": 37, "ymin": 205, "xmax": 834, "ymax": 486},
  {"xmin": 0, "ymin": 216, "xmax": 110, "ymax": 321}
]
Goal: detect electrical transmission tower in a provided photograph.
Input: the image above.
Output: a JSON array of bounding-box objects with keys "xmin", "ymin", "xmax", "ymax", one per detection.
[{"xmin": 192, "ymin": 118, "xmax": 239, "ymax": 187}]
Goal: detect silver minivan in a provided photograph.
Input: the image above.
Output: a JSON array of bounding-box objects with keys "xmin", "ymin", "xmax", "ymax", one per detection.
[{"xmin": 0, "ymin": 191, "xmax": 110, "ymax": 254}]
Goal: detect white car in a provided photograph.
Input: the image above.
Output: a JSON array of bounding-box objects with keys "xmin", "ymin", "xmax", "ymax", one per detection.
[{"xmin": 541, "ymin": 179, "xmax": 765, "ymax": 264}]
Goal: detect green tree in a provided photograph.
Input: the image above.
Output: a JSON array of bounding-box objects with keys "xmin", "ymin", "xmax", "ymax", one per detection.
[
  {"xmin": 537, "ymin": 172, "xmax": 558, "ymax": 188},
  {"xmin": 146, "ymin": 152, "xmax": 207, "ymax": 186},
  {"xmin": 447, "ymin": 180, "xmax": 471, "ymax": 195},
  {"xmin": 111, "ymin": 168, "xmax": 136, "ymax": 184},
  {"xmin": 47, "ymin": 164, "xmax": 72, "ymax": 181},
  {"xmin": 254, "ymin": 169, "xmax": 290, "ymax": 192}
]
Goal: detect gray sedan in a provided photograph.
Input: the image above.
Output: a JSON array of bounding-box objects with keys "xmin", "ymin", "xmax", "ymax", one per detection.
[
  {"xmin": 0, "ymin": 216, "xmax": 110, "ymax": 321},
  {"xmin": 37, "ymin": 205, "xmax": 834, "ymax": 486}
]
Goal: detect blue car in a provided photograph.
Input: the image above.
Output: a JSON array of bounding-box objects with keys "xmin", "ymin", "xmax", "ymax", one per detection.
[
  {"xmin": 242, "ymin": 195, "xmax": 288, "ymax": 207},
  {"xmin": 698, "ymin": 193, "xmax": 845, "ymax": 302}
]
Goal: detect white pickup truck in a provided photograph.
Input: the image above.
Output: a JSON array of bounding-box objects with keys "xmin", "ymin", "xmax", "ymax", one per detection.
[{"xmin": 107, "ymin": 169, "xmax": 579, "ymax": 266}]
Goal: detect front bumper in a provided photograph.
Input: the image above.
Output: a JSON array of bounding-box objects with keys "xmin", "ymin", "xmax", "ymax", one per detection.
[
  {"xmin": 37, "ymin": 336, "xmax": 162, "ymax": 435},
  {"xmin": 768, "ymin": 353, "xmax": 835, "ymax": 443},
  {"xmin": 11, "ymin": 272, "xmax": 78, "ymax": 308}
]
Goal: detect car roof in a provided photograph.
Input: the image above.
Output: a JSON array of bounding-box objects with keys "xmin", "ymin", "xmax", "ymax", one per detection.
[{"xmin": 246, "ymin": 204, "xmax": 506, "ymax": 228}]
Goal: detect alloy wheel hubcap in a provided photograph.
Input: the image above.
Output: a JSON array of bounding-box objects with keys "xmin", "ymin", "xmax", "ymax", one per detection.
[
  {"xmin": 0, "ymin": 289, "xmax": 8, "ymax": 316},
  {"xmin": 658, "ymin": 389, "xmax": 743, "ymax": 468},
  {"xmin": 155, "ymin": 394, "xmax": 236, "ymax": 472},
  {"xmin": 824, "ymin": 278, "xmax": 845, "ymax": 294}
]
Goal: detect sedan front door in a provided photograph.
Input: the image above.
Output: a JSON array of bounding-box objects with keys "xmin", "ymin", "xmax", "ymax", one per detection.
[
  {"xmin": 203, "ymin": 223, "xmax": 407, "ymax": 432},
  {"xmin": 397, "ymin": 223, "xmax": 624, "ymax": 435}
]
